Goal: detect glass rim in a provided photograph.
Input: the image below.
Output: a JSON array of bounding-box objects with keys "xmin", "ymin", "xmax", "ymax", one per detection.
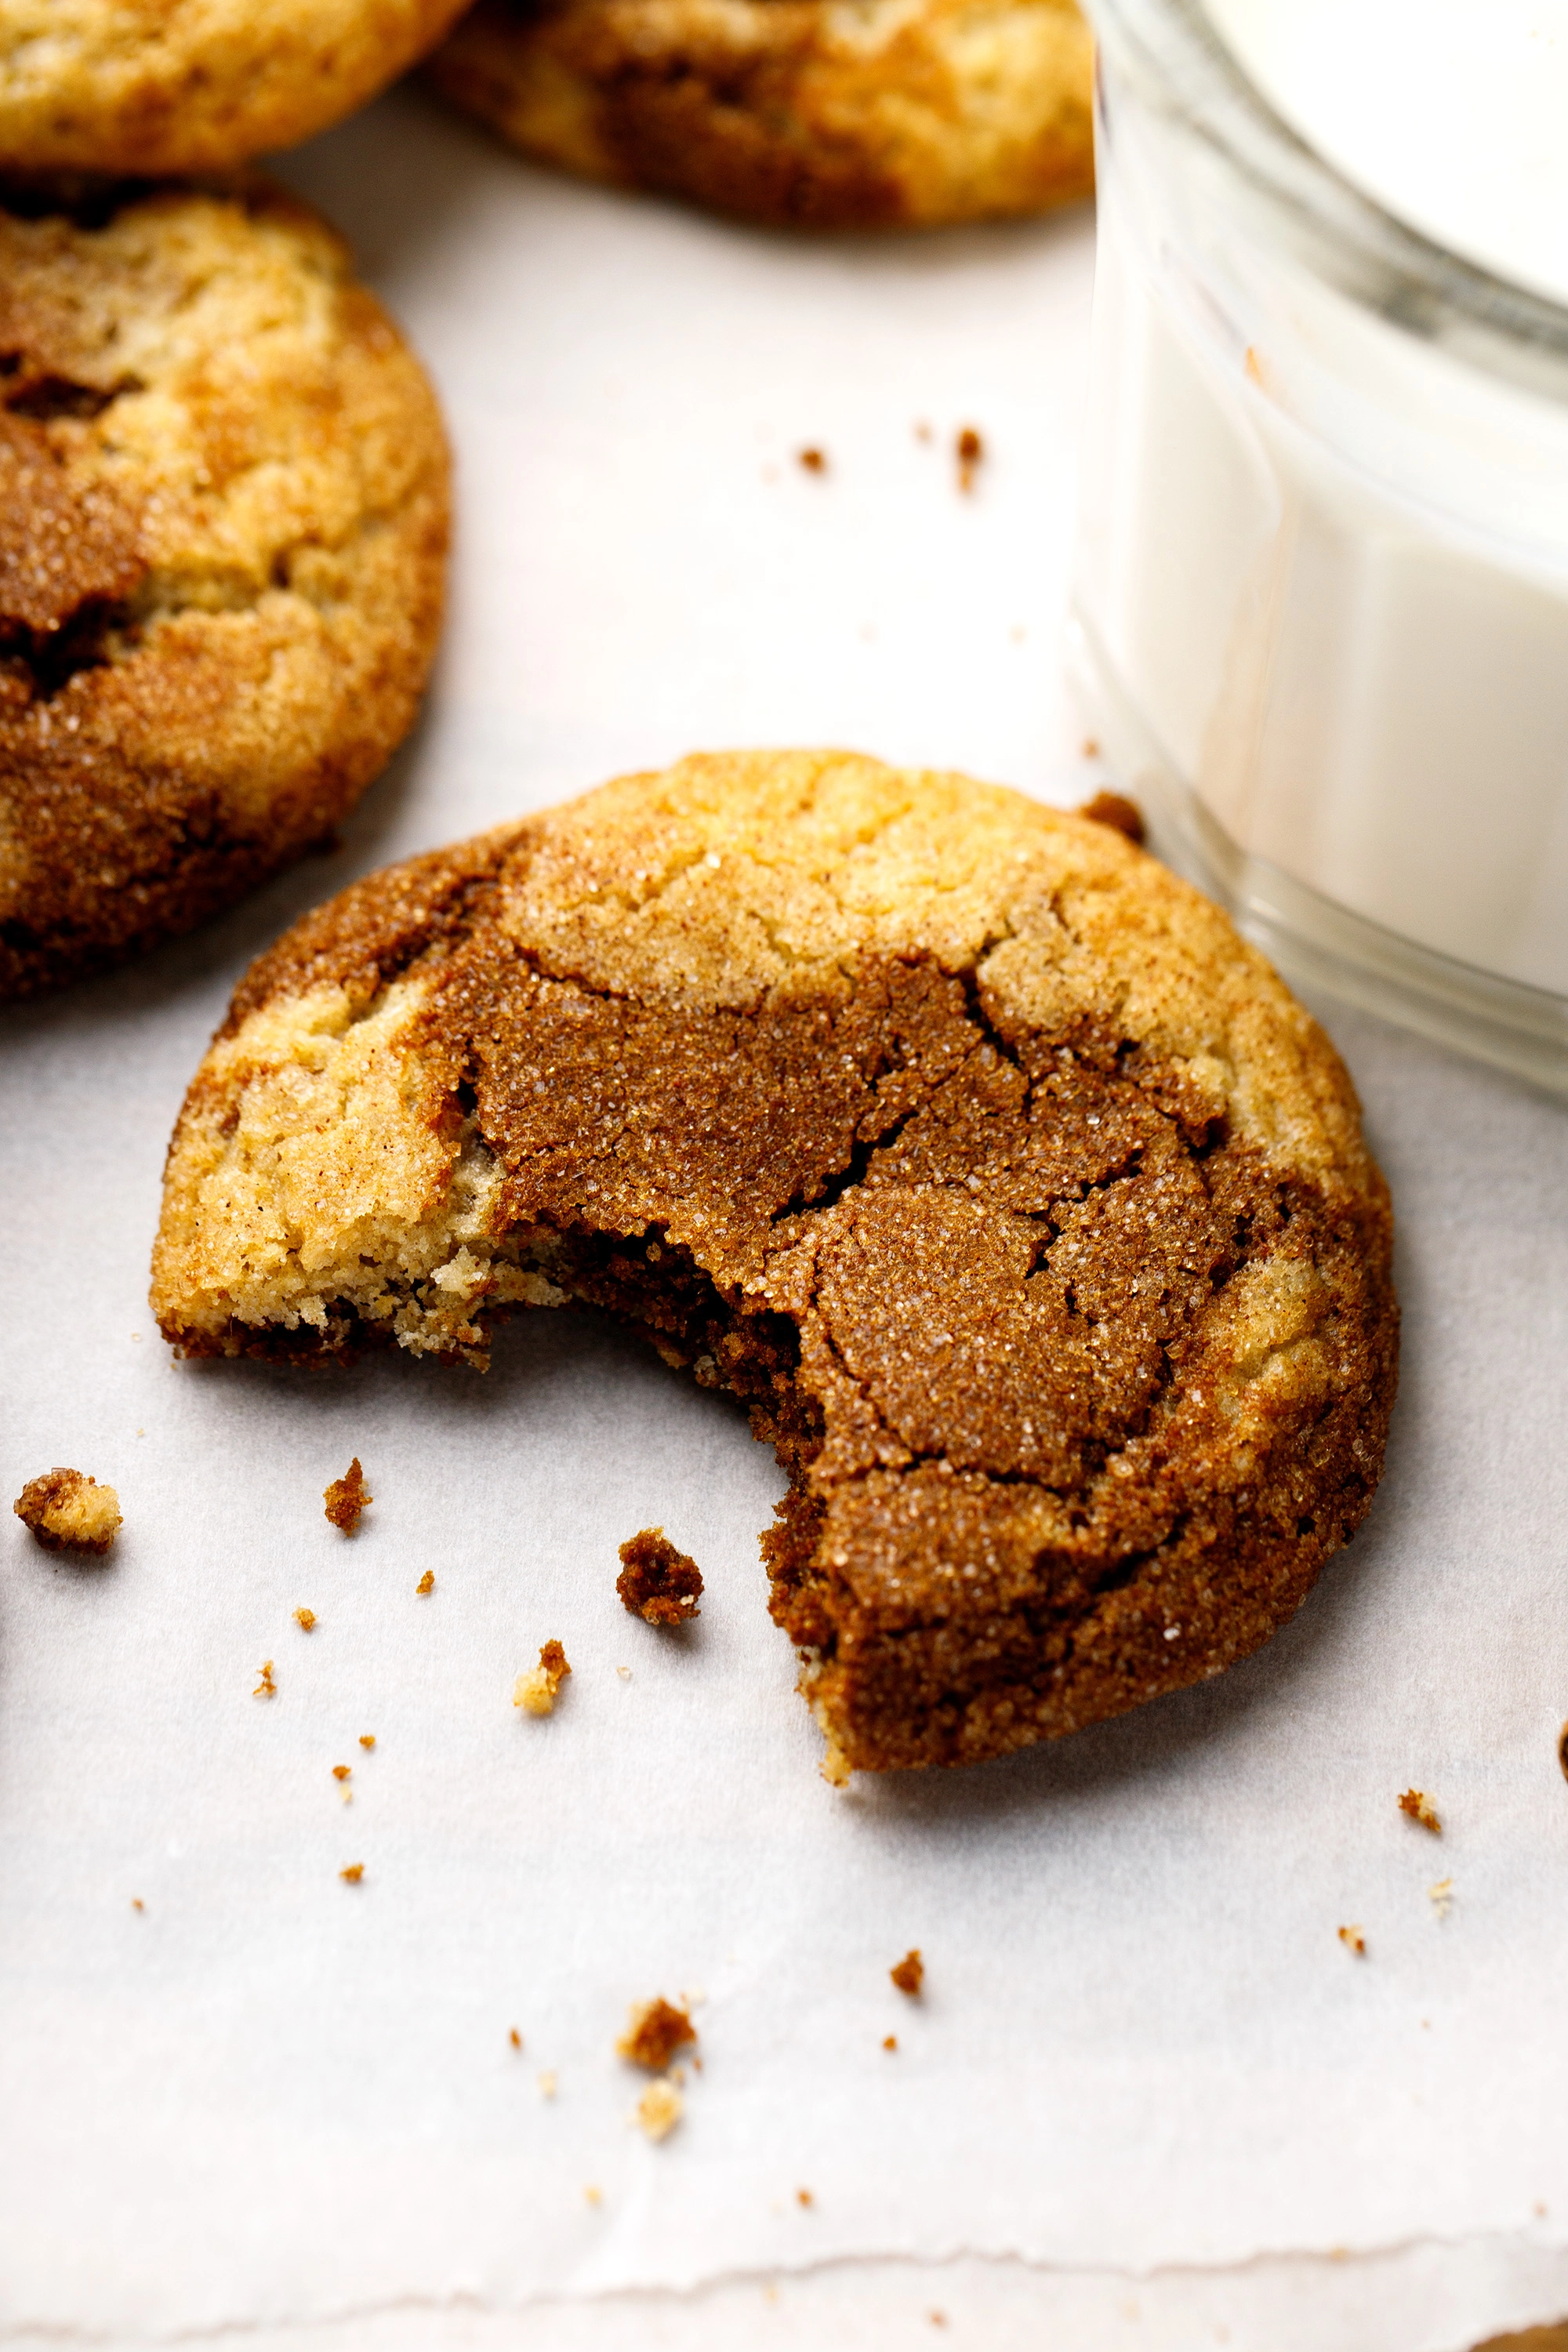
[{"xmin": 1085, "ymin": 0, "xmax": 1568, "ymax": 372}]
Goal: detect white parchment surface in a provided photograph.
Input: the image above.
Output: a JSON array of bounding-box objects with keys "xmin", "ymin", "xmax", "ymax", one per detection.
[{"xmin": 2, "ymin": 85, "xmax": 1566, "ymax": 2352}]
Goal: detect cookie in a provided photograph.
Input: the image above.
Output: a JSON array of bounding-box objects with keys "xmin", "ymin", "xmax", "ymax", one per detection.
[
  {"xmin": 0, "ymin": 1, "xmax": 471, "ymax": 176},
  {"xmin": 425, "ymin": 0, "xmax": 1094, "ymax": 230},
  {"xmin": 0, "ymin": 181, "xmax": 448, "ymax": 998},
  {"xmin": 151, "ymin": 750, "xmax": 1398, "ymax": 1773}
]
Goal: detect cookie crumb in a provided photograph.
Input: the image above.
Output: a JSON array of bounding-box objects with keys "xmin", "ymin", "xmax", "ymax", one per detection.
[
  {"xmin": 819, "ymin": 1740, "xmax": 851, "ymax": 1788},
  {"xmin": 1079, "ymin": 789, "xmax": 1145, "ymax": 846},
  {"xmin": 616, "ymin": 1665, "xmax": 632, "ymax": 1679},
  {"xmin": 890, "ymin": 1949, "xmax": 924, "ymax": 1997},
  {"xmin": 514, "ymin": 1639, "xmax": 571, "ymax": 1715},
  {"xmin": 340, "ymin": 1862, "xmax": 364, "ymax": 1884},
  {"xmin": 956, "ymin": 426, "xmax": 984, "ymax": 492},
  {"xmin": 616, "ymin": 1527, "xmax": 702, "ymax": 1624},
  {"xmin": 538, "ymin": 2070, "xmax": 557, "ymax": 2099},
  {"xmin": 914, "ymin": 420, "xmax": 932, "ymax": 443},
  {"xmin": 584, "ymin": 2184, "xmax": 602, "ymax": 2205},
  {"xmin": 797, "ymin": 446, "xmax": 826, "ymax": 474},
  {"xmin": 359, "ymin": 1733, "xmax": 376, "ymax": 1749},
  {"xmin": 883, "ymin": 2034, "xmax": 898, "ymax": 2050},
  {"xmin": 294, "ymin": 1606, "xmax": 316, "ymax": 1631},
  {"xmin": 618, "ymin": 1997, "xmax": 696, "ymax": 2072},
  {"xmin": 635, "ymin": 2079, "xmax": 683, "ymax": 2140},
  {"xmin": 324, "ymin": 1458, "xmax": 370, "ymax": 1534},
  {"xmin": 1399, "ymin": 1788, "xmax": 1442, "ymax": 1834},
  {"xmin": 332, "ymin": 1764, "xmax": 350, "ymax": 1781},
  {"xmin": 509, "ymin": 2027, "xmax": 522, "ymax": 2050},
  {"xmin": 797, "ymin": 2187, "xmax": 813, "ymax": 2207},
  {"xmin": 1428, "ymin": 1877, "xmax": 1454, "ymax": 1919},
  {"xmin": 13, "ymin": 1468, "xmax": 122, "ymax": 1555},
  {"xmin": 1559, "ymin": 1720, "xmax": 1568, "ymax": 1781},
  {"xmin": 930, "ymin": 2314, "xmax": 949, "ymax": 2329},
  {"xmin": 1338, "ymin": 1925, "xmax": 1367, "ymax": 1955},
  {"xmin": 253, "ymin": 1659, "xmax": 276, "ymax": 1698},
  {"xmin": 416, "ymin": 1569, "xmax": 435, "ymax": 1595},
  {"xmin": 131, "ymin": 1897, "xmax": 144, "ymax": 1912}
]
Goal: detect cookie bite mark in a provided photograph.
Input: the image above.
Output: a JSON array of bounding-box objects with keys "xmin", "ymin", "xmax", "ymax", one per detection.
[
  {"xmin": 152, "ymin": 751, "xmax": 1398, "ymax": 1773},
  {"xmin": 13, "ymin": 1466, "xmax": 121, "ymax": 1553}
]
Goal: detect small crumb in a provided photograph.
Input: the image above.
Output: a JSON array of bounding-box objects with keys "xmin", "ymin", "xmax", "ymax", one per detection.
[
  {"xmin": 253, "ymin": 1659, "xmax": 276, "ymax": 1698},
  {"xmin": 416, "ymin": 1569, "xmax": 435, "ymax": 1595},
  {"xmin": 1081, "ymin": 736, "xmax": 1100, "ymax": 758},
  {"xmin": 294, "ymin": 1607, "xmax": 316, "ymax": 1631},
  {"xmin": 891, "ymin": 1949, "xmax": 924, "ymax": 1998},
  {"xmin": 1079, "ymin": 789, "xmax": 1146, "ymax": 846},
  {"xmin": 131, "ymin": 1897, "xmax": 144, "ymax": 1913},
  {"xmin": 538, "ymin": 2070, "xmax": 557, "ymax": 2099},
  {"xmin": 956, "ymin": 425, "xmax": 984, "ymax": 492},
  {"xmin": 616, "ymin": 1665, "xmax": 632, "ymax": 1679},
  {"xmin": 1399, "ymin": 1788, "xmax": 1442, "ymax": 1834},
  {"xmin": 510, "ymin": 2027, "xmax": 522, "ymax": 2050},
  {"xmin": 764, "ymin": 2283, "xmax": 779, "ymax": 2305},
  {"xmin": 819, "ymin": 1740, "xmax": 851, "ymax": 1788},
  {"xmin": 324, "ymin": 1458, "xmax": 370, "ymax": 1535},
  {"xmin": 1559, "ymin": 1720, "xmax": 1567, "ymax": 1780},
  {"xmin": 883, "ymin": 2034, "xmax": 898, "ymax": 2051},
  {"xmin": 514, "ymin": 1639, "xmax": 571, "ymax": 1716},
  {"xmin": 616, "ymin": 1527, "xmax": 702, "ymax": 1624},
  {"xmin": 914, "ymin": 420, "xmax": 932, "ymax": 443},
  {"xmin": 332, "ymin": 1764, "xmax": 351, "ymax": 1781},
  {"xmin": 1338, "ymin": 1925, "xmax": 1367, "ymax": 1955},
  {"xmin": 13, "ymin": 1468, "xmax": 122, "ymax": 1555},
  {"xmin": 618, "ymin": 1996, "xmax": 696, "ymax": 2071},
  {"xmin": 797, "ymin": 2187, "xmax": 813, "ymax": 2208},
  {"xmin": 1428, "ymin": 1877, "xmax": 1454, "ymax": 1918},
  {"xmin": 584, "ymin": 2185, "xmax": 602, "ymax": 2205},
  {"xmin": 340, "ymin": 1862, "xmax": 364, "ymax": 1884},
  {"xmin": 1244, "ymin": 344, "xmax": 1265, "ymax": 386},
  {"xmin": 635, "ymin": 2079, "xmax": 683, "ymax": 2141},
  {"xmin": 930, "ymin": 2314, "xmax": 949, "ymax": 2329},
  {"xmin": 1535, "ymin": 2201, "xmax": 1548, "ymax": 2217},
  {"xmin": 797, "ymin": 446, "xmax": 826, "ymax": 474},
  {"xmin": 359, "ymin": 1733, "xmax": 376, "ymax": 1749}
]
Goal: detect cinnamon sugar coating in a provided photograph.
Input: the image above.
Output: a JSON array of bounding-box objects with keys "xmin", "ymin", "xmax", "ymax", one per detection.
[
  {"xmin": 426, "ymin": 0, "xmax": 1094, "ymax": 231},
  {"xmin": 151, "ymin": 751, "xmax": 1399, "ymax": 1772},
  {"xmin": 0, "ymin": 181, "xmax": 448, "ymax": 998}
]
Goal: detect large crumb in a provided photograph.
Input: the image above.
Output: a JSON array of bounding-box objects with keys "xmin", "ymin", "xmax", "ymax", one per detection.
[
  {"xmin": 618, "ymin": 1997, "xmax": 696, "ymax": 2072},
  {"xmin": 324, "ymin": 1457, "xmax": 371, "ymax": 1534},
  {"xmin": 616, "ymin": 1527, "xmax": 702, "ymax": 1624},
  {"xmin": 890, "ymin": 1949, "xmax": 924, "ymax": 1997},
  {"xmin": 1399, "ymin": 1788, "xmax": 1442, "ymax": 1835},
  {"xmin": 13, "ymin": 1468, "xmax": 122, "ymax": 1555},
  {"xmin": 514, "ymin": 1639, "xmax": 571, "ymax": 1715}
]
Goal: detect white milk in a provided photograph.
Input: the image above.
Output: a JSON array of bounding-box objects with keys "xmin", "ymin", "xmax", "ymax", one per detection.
[{"xmin": 1072, "ymin": 0, "xmax": 1568, "ymax": 1082}]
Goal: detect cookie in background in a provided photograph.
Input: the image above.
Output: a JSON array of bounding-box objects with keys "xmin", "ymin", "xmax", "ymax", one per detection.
[
  {"xmin": 0, "ymin": 0, "xmax": 472, "ymax": 174},
  {"xmin": 426, "ymin": 0, "xmax": 1094, "ymax": 230},
  {"xmin": 0, "ymin": 179, "xmax": 449, "ymax": 1000}
]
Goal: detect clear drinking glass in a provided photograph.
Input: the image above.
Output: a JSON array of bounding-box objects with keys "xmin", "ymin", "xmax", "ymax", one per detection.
[{"xmin": 1069, "ymin": 0, "xmax": 1568, "ymax": 1094}]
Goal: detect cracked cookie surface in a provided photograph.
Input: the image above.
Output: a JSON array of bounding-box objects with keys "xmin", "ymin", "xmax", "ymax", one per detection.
[
  {"xmin": 0, "ymin": 1, "xmax": 470, "ymax": 175},
  {"xmin": 426, "ymin": 0, "xmax": 1094, "ymax": 230},
  {"xmin": 0, "ymin": 180, "xmax": 449, "ymax": 998},
  {"xmin": 151, "ymin": 750, "xmax": 1398, "ymax": 1772}
]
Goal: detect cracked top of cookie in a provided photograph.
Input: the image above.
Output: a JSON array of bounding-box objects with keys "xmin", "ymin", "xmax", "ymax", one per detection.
[
  {"xmin": 152, "ymin": 751, "xmax": 1396, "ymax": 1763},
  {"xmin": 0, "ymin": 178, "xmax": 448, "ymax": 985}
]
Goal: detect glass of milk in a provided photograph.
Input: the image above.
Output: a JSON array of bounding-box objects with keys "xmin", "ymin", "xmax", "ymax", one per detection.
[{"xmin": 1070, "ymin": 0, "xmax": 1568, "ymax": 1093}]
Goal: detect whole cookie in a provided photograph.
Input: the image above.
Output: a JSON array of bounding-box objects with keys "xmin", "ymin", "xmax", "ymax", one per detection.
[
  {"xmin": 0, "ymin": 1, "xmax": 472, "ymax": 176},
  {"xmin": 0, "ymin": 181, "xmax": 448, "ymax": 998},
  {"xmin": 151, "ymin": 751, "xmax": 1398, "ymax": 1774},
  {"xmin": 425, "ymin": 0, "xmax": 1094, "ymax": 230}
]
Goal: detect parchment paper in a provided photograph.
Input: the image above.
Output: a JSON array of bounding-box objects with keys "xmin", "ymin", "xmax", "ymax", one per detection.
[{"xmin": 2, "ymin": 84, "xmax": 1566, "ymax": 2352}]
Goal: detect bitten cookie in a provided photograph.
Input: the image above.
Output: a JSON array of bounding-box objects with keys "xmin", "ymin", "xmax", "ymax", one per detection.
[
  {"xmin": 425, "ymin": 0, "xmax": 1094, "ymax": 230},
  {"xmin": 0, "ymin": 1, "xmax": 471, "ymax": 176},
  {"xmin": 151, "ymin": 750, "xmax": 1398, "ymax": 1774},
  {"xmin": 0, "ymin": 180, "xmax": 448, "ymax": 998}
]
